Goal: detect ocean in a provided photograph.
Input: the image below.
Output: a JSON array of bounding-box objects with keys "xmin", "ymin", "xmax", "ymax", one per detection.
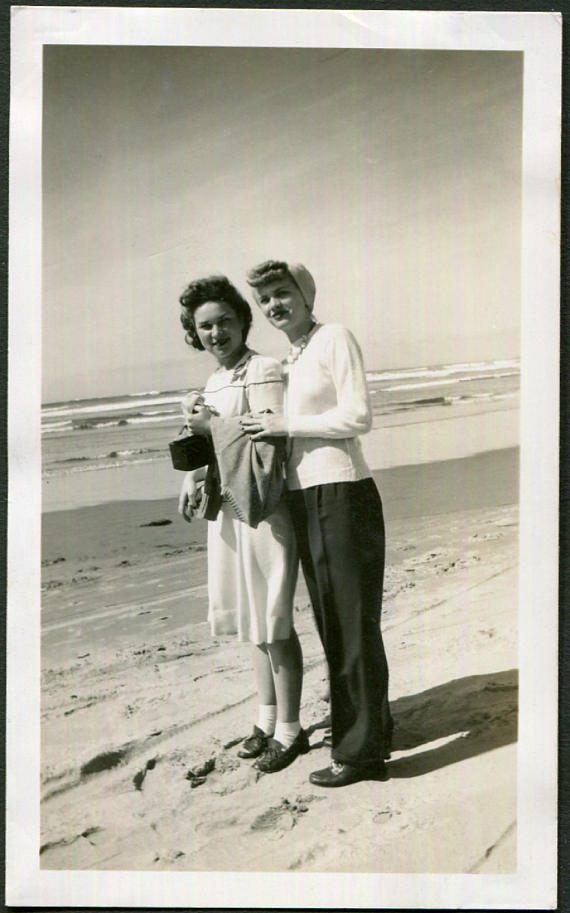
[{"xmin": 42, "ymin": 358, "xmax": 520, "ymax": 480}]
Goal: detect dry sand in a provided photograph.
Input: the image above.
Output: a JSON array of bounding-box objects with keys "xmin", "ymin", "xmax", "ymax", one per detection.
[{"xmin": 40, "ymin": 450, "xmax": 519, "ymax": 873}]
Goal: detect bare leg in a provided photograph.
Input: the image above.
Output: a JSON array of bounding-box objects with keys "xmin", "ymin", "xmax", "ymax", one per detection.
[
  {"xmin": 237, "ymin": 645, "xmax": 277, "ymax": 758},
  {"xmin": 252, "ymin": 630, "xmax": 308, "ymax": 768},
  {"xmin": 252, "ymin": 643, "xmax": 277, "ymax": 707},
  {"xmin": 266, "ymin": 628, "xmax": 303, "ymax": 722}
]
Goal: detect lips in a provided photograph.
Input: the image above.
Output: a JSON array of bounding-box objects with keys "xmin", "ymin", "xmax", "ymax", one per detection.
[{"xmin": 269, "ymin": 306, "xmax": 291, "ymax": 320}]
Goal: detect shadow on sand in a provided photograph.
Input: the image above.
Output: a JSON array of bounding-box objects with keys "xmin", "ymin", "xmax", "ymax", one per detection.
[
  {"xmin": 387, "ymin": 668, "xmax": 517, "ymax": 778},
  {"xmin": 307, "ymin": 668, "xmax": 517, "ymax": 778}
]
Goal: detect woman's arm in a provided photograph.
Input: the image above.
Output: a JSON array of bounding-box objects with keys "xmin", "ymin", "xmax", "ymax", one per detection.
[
  {"xmin": 187, "ymin": 407, "xmax": 213, "ymax": 437},
  {"xmin": 287, "ymin": 326, "xmax": 372, "ymax": 438},
  {"xmin": 178, "ymin": 466, "xmax": 207, "ymax": 523},
  {"xmin": 241, "ymin": 329, "xmax": 371, "ymax": 441}
]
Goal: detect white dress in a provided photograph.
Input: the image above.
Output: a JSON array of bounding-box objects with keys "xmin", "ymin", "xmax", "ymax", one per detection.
[{"xmin": 203, "ymin": 350, "xmax": 298, "ymax": 644}]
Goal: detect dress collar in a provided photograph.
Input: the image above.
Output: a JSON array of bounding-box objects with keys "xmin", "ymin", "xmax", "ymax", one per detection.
[{"xmin": 217, "ymin": 347, "xmax": 255, "ymax": 383}]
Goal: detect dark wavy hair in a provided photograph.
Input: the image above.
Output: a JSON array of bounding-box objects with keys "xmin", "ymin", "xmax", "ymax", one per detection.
[{"xmin": 179, "ymin": 275, "xmax": 253, "ymax": 351}]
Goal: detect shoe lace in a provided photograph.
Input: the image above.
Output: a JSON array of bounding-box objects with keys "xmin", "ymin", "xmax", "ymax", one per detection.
[{"xmin": 330, "ymin": 760, "xmax": 344, "ymax": 774}]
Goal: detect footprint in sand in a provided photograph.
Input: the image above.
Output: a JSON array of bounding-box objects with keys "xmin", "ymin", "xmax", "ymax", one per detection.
[
  {"xmin": 42, "ymin": 580, "xmax": 64, "ymax": 591},
  {"xmin": 403, "ymin": 551, "xmax": 446, "ymax": 568},
  {"xmin": 372, "ymin": 806, "xmax": 401, "ymax": 824},
  {"xmin": 153, "ymin": 848, "xmax": 185, "ymax": 864},
  {"xmin": 71, "ymin": 574, "xmax": 100, "ymax": 584},
  {"xmin": 432, "ymin": 552, "xmax": 482, "ymax": 574},
  {"xmin": 208, "ymin": 754, "xmax": 256, "ymax": 795},
  {"xmin": 289, "ymin": 843, "xmax": 328, "ymax": 870},
  {"xmin": 250, "ymin": 802, "xmax": 295, "ymax": 831},
  {"xmin": 250, "ymin": 795, "xmax": 324, "ymax": 832}
]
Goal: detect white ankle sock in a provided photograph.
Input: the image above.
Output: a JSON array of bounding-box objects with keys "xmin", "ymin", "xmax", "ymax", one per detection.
[
  {"xmin": 257, "ymin": 704, "xmax": 277, "ymax": 736},
  {"xmin": 274, "ymin": 720, "xmax": 301, "ymax": 748}
]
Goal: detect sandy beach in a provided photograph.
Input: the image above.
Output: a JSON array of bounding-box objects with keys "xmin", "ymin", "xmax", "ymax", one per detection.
[{"xmin": 40, "ymin": 444, "xmax": 519, "ymax": 873}]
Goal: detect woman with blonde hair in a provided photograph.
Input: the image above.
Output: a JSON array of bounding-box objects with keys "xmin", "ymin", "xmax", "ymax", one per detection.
[{"xmin": 242, "ymin": 260, "xmax": 392, "ymax": 787}]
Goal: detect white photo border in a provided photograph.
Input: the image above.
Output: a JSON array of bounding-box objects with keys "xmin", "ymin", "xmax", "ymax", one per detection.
[{"xmin": 7, "ymin": 7, "xmax": 561, "ymax": 909}]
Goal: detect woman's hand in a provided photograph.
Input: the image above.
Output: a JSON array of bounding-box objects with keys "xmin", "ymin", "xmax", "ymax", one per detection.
[
  {"xmin": 240, "ymin": 412, "xmax": 288, "ymax": 441},
  {"xmin": 187, "ymin": 405, "xmax": 213, "ymax": 437},
  {"xmin": 178, "ymin": 471, "xmax": 202, "ymax": 523},
  {"xmin": 181, "ymin": 390, "xmax": 204, "ymax": 423}
]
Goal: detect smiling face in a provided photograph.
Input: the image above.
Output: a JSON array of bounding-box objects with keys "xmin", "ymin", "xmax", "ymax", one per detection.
[
  {"xmin": 253, "ymin": 275, "xmax": 314, "ymax": 342},
  {"xmin": 192, "ymin": 300, "xmax": 247, "ymax": 368}
]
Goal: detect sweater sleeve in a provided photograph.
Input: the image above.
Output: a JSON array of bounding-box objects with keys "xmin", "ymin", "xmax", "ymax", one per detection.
[
  {"xmin": 245, "ymin": 356, "xmax": 285, "ymax": 414},
  {"xmin": 287, "ymin": 326, "xmax": 373, "ymax": 439}
]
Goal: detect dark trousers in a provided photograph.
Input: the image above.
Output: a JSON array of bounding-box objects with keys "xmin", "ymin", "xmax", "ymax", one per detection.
[{"xmin": 288, "ymin": 478, "xmax": 392, "ymax": 767}]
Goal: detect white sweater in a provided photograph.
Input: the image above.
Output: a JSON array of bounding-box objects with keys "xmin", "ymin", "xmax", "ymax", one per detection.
[{"xmin": 285, "ymin": 323, "xmax": 373, "ymax": 490}]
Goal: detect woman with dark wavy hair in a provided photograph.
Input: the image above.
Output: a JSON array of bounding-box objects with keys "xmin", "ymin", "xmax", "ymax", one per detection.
[
  {"xmin": 177, "ymin": 275, "xmax": 308, "ymax": 774},
  {"xmin": 242, "ymin": 260, "xmax": 392, "ymax": 788}
]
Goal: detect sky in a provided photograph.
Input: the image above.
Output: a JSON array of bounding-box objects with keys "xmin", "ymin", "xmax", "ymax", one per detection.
[{"xmin": 42, "ymin": 47, "xmax": 523, "ymax": 402}]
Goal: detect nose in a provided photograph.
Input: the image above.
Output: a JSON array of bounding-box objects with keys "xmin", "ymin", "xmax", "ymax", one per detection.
[{"xmin": 210, "ymin": 323, "xmax": 224, "ymax": 339}]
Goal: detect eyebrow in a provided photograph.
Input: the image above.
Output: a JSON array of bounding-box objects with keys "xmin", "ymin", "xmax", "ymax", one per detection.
[
  {"xmin": 260, "ymin": 285, "xmax": 289, "ymax": 297},
  {"xmin": 196, "ymin": 315, "xmax": 229, "ymax": 327}
]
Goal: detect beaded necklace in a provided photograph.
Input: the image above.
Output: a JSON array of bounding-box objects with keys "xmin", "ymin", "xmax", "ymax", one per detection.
[{"xmin": 286, "ymin": 322, "xmax": 320, "ymax": 365}]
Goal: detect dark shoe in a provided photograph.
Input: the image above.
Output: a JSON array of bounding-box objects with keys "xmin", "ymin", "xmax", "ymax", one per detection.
[
  {"xmin": 237, "ymin": 725, "xmax": 269, "ymax": 759},
  {"xmin": 309, "ymin": 760, "xmax": 388, "ymax": 788},
  {"xmin": 254, "ymin": 729, "xmax": 310, "ymax": 773}
]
